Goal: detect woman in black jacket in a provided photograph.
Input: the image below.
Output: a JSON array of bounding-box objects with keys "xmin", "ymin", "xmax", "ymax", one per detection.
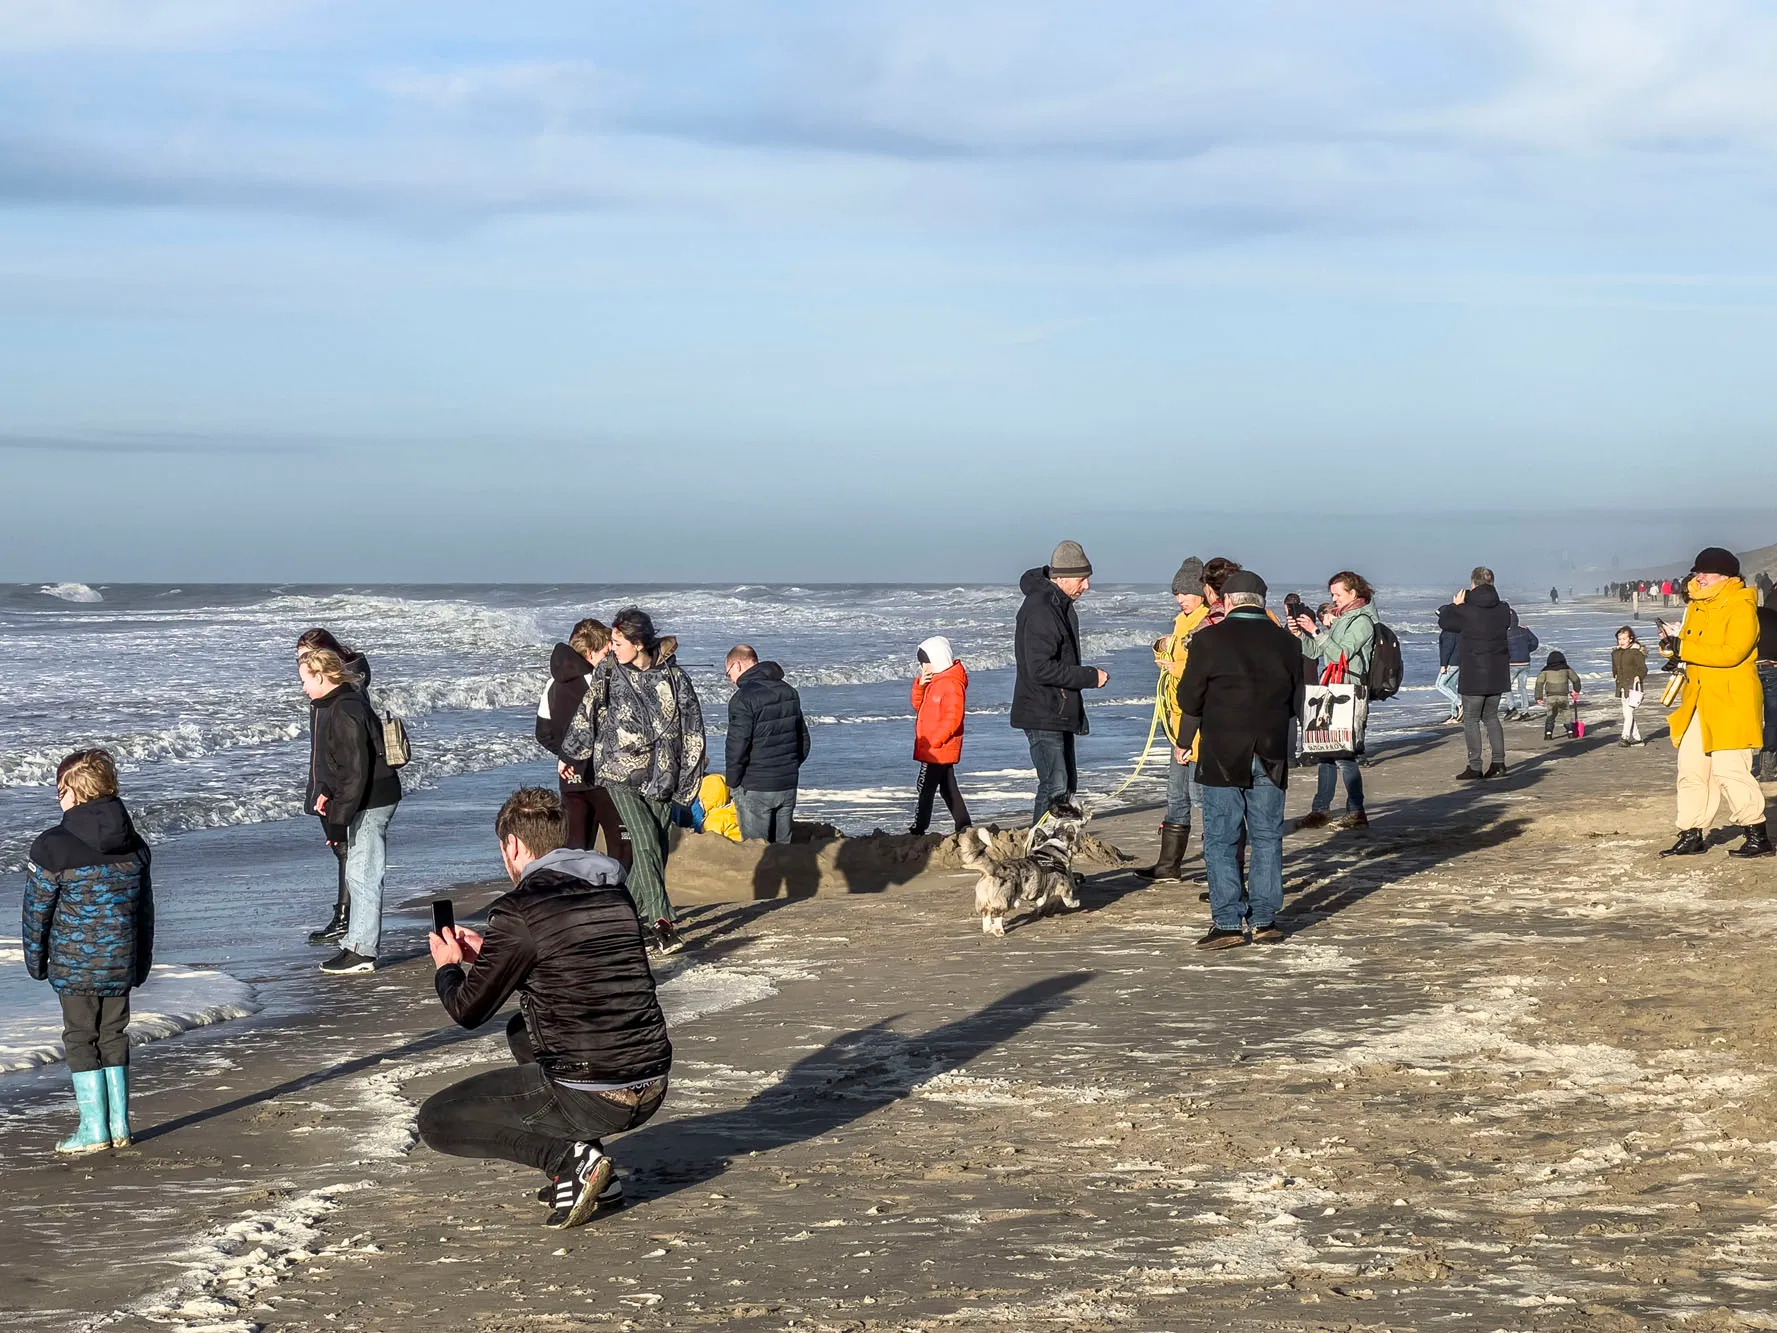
[
  {"xmin": 297, "ymin": 628, "xmax": 367, "ymax": 946},
  {"xmin": 299, "ymin": 643, "xmax": 400, "ymax": 974}
]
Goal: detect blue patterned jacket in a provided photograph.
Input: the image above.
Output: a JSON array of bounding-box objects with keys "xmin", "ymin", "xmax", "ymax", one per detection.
[{"xmin": 23, "ymin": 796, "xmax": 154, "ymax": 997}]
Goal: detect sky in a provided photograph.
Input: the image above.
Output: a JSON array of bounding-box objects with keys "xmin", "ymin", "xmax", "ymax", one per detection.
[{"xmin": 2, "ymin": 0, "xmax": 1776, "ymax": 583}]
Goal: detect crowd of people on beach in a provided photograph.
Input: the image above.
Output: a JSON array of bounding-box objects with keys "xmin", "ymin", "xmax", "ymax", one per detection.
[{"xmin": 17, "ymin": 543, "xmax": 1776, "ymax": 1227}]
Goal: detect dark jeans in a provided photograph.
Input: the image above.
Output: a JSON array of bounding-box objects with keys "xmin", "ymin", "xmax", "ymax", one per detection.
[
  {"xmin": 733, "ymin": 786, "xmax": 797, "ymax": 843},
  {"xmin": 606, "ymin": 786, "xmax": 675, "ymax": 926},
  {"xmin": 417, "ymin": 1013, "xmax": 667, "ymax": 1176},
  {"xmin": 1024, "ymin": 730, "xmax": 1077, "ymax": 824},
  {"xmin": 1461, "ymin": 694, "xmax": 1505, "ymax": 770},
  {"xmin": 561, "ymin": 783, "xmax": 630, "ymax": 867},
  {"xmin": 912, "ymin": 763, "xmax": 971, "ymax": 833},
  {"xmin": 1163, "ymin": 753, "xmax": 1200, "ymax": 827},
  {"xmin": 1760, "ymin": 665, "xmax": 1777, "ymax": 763},
  {"xmin": 61, "ymin": 993, "xmax": 130, "ymax": 1073},
  {"xmin": 1199, "ymin": 758, "xmax": 1286, "ymax": 931},
  {"xmin": 1311, "ymin": 759, "xmax": 1364, "ymax": 815}
]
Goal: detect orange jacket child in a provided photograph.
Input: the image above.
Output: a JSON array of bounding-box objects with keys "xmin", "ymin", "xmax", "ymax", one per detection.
[{"xmin": 912, "ymin": 636, "xmax": 968, "ymax": 764}]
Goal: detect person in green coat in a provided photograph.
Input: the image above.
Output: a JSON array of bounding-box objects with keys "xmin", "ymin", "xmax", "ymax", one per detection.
[
  {"xmin": 1535, "ymin": 651, "xmax": 1583, "ymax": 740},
  {"xmin": 1290, "ymin": 571, "xmax": 1379, "ymax": 829}
]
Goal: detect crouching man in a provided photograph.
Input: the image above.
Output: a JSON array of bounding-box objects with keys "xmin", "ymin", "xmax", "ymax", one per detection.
[{"xmin": 418, "ymin": 786, "xmax": 671, "ymax": 1229}]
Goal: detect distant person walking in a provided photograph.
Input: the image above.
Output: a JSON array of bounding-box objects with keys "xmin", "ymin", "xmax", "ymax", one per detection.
[
  {"xmin": 1438, "ymin": 568, "xmax": 1513, "ymax": 780},
  {"xmin": 299, "ymin": 644, "xmax": 402, "ymax": 974},
  {"xmin": 909, "ymin": 636, "xmax": 971, "ymax": 835},
  {"xmin": 1137, "ymin": 557, "xmax": 1210, "ymax": 882},
  {"xmin": 562, "ymin": 608, "xmax": 707, "ymax": 952},
  {"xmin": 536, "ymin": 619, "xmax": 627, "ymax": 862},
  {"xmin": 1292, "ymin": 570, "xmax": 1378, "ymax": 830},
  {"xmin": 1174, "ymin": 571, "xmax": 1300, "ymax": 949},
  {"xmin": 1534, "ymin": 652, "xmax": 1583, "ymax": 740},
  {"xmin": 1660, "ymin": 549, "xmax": 1770, "ymax": 859},
  {"xmin": 1011, "ymin": 542, "xmax": 1110, "ymax": 824},
  {"xmin": 1757, "ymin": 570, "xmax": 1773, "ymax": 608},
  {"xmin": 1613, "ymin": 628, "xmax": 1647, "ymax": 746},
  {"xmin": 1661, "ymin": 579, "xmax": 1674, "ymax": 607},
  {"xmin": 723, "ymin": 645, "xmax": 812, "ymax": 844},
  {"xmin": 1506, "ymin": 611, "xmax": 1540, "ymax": 718}
]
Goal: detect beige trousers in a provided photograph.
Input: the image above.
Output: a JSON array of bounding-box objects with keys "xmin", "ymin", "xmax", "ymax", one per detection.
[{"xmin": 1676, "ymin": 717, "xmax": 1766, "ymax": 830}]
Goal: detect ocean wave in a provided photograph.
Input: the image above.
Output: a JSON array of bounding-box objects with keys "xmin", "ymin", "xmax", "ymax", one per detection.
[
  {"xmin": 0, "ymin": 718, "xmax": 307, "ymax": 790},
  {"xmin": 39, "ymin": 582, "xmax": 103, "ymax": 603}
]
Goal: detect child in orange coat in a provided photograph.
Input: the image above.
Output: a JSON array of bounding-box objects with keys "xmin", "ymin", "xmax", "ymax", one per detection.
[{"xmin": 910, "ymin": 636, "xmax": 972, "ymax": 834}]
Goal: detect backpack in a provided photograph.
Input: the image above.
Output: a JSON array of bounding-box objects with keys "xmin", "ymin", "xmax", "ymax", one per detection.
[
  {"xmin": 363, "ymin": 690, "xmax": 412, "ymax": 768},
  {"xmin": 1365, "ymin": 622, "xmax": 1404, "ymax": 701}
]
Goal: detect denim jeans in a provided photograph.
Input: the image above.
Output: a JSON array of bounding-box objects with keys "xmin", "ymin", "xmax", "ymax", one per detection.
[
  {"xmin": 1509, "ymin": 666, "xmax": 1533, "ymax": 714},
  {"xmin": 1760, "ymin": 664, "xmax": 1777, "ymax": 762},
  {"xmin": 733, "ymin": 786, "xmax": 797, "ymax": 843},
  {"xmin": 1163, "ymin": 753, "xmax": 1201, "ymax": 826},
  {"xmin": 1024, "ymin": 730, "xmax": 1077, "ymax": 824},
  {"xmin": 1199, "ymin": 758, "xmax": 1286, "ymax": 931},
  {"xmin": 1432, "ymin": 666, "xmax": 1461, "ymax": 717},
  {"xmin": 341, "ymin": 802, "xmax": 396, "ymax": 959},
  {"xmin": 1311, "ymin": 759, "xmax": 1364, "ymax": 815}
]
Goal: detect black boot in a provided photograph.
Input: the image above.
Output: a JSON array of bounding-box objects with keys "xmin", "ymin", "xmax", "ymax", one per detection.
[
  {"xmin": 1543, "ymin": 722, "xmax": 1555, "ymax": 740},
  {"xmin": 1729, "ymin": 822, "xmax": 1775, "ymax": 859},
  {"xmin": 309, "ymin": 849, "xmax": 351, "ymax": 945},
  {"xmin": 1660, "ymin": 828, "xmax": 1707, "ymax": 858},
  {"xmin": 1135, "ymin": 824, "xmax": 1190, "ymax": 882}
]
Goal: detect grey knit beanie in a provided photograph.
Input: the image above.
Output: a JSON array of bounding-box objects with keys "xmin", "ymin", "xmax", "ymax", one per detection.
[
  {"xmin": 1171, "ymin": 556, "xmax": 1204, "ymax": 597},
  {"xmin": 1049, "ymin": 540, "xmax": 1093, "ymax": 579}
]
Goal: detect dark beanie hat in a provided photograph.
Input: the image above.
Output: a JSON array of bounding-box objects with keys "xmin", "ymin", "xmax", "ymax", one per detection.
[
  {"xmin": 1222, "ymin": 569, "xmax": 1268, "ymax": 599},
  {"xmin": 1691, "ymin": 547, "xmax": 1741, "ymax": 578},
  {"xmin": 1171, "ymin": 556, "xmax": 1205, "ymax": 597},
  {"xmin": 1049, "ymin": 540, "xmax": 1093, "ymax": 578}
]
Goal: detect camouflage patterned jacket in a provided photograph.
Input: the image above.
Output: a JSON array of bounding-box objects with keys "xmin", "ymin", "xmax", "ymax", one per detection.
[
  {"xmin": 561, "ymin": 648, "xmax": 708, "ymax": 807},
  {"xmin": 23, "ymin": 796, "xmax": 154, "ymax": 997}
]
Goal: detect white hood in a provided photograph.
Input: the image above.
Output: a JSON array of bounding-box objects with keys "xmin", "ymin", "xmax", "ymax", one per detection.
[{"xmin": 918, "ymin": 635, "xmax": 955, "ymax": 673}]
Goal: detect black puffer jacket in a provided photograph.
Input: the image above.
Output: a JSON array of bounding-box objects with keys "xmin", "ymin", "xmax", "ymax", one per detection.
[
  {"xmin": 726, "ymin": 661, "xmax": 812, "ymax": 791},
  {"xmin": 1010, "ymin": 568, "xmax": 1102, "ymax": 734},
  {"xmin": 305, "ymin": 651, "xmax": 371, "ymax": 818},
  {"xmin": 535, "ymin": 643, "xmax": 595, "ymax": 789},
  {"xmin": 309, "ymin": 683, "xmax": 401, "ymax": 842},
  {"xmin": 1437, "ymin": 584, "xmax": 1513, "ymax": 697},
  {"xmin": 434, "ymin": 848, "xmax": 672, "ymax": 1084}
]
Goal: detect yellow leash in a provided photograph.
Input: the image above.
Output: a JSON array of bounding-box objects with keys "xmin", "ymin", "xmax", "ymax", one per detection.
[{"xmin": 1106, "ymin": 672, "xmax": 1169, "ymax": 798}]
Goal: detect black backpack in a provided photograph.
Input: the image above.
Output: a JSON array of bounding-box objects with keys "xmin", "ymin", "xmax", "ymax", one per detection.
[{"xmin": 1366, "ymin": 623, "xmax": 1405, "ymax": 701}]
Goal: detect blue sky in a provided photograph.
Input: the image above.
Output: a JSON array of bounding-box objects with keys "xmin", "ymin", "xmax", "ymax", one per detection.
[{"xmin": 2, "ymin": 1, "xmax": 1775, "ymax": 581}]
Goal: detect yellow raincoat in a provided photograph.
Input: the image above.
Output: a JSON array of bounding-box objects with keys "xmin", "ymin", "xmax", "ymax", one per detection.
[
  {"xmin": 1154, "ymin": 604, "xmax": 1211, "ymax": 756},
  {"xmin": 697, "ymin": 774, "xmax": 742, "ymax": 842},
  {"xmin": 1668, "ymin": 577, "xmax": 1764, "ymax": 753}
]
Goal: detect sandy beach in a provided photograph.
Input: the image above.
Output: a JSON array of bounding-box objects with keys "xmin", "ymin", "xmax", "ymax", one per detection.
[{"xmin": 5, "ymin": 698, "xmax": 1777, "ymax": 1333}]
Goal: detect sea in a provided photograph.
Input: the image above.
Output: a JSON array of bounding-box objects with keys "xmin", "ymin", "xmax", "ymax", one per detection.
[{"xmin": 0, "ymin": 578, "xmax": 1642, "ymax": 1072}]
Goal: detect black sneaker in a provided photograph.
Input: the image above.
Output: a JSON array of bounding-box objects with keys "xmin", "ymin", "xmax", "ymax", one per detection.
[
  {"xmin": 1195, "ymin": 926, "xmax": 1247, "ymax": 951},
  {"xmin": 1455, "ymin": 768, "xmax": 1485, "ymax": 781},
  {"xmin": 653, "ymin": 919, "xmax": 684, "ymax": 955},
  {"xmin": 538, "ymin": 1173, "xmax": 623, "ymax": 1209},
  {"xmin": 545, "ymin": 1143, "xmax": 616, "ymax": 1229},
  {"xmin": 1250, "ymin": 922, "xmax": 1286, "ymax": 944},
  {"xmin": 1483, "ymin": 764, "xmax": 1508, "ymax": 779},
  {"xmin": 319, "ymin": 949, "xmax": 375, "ymax": 975}
]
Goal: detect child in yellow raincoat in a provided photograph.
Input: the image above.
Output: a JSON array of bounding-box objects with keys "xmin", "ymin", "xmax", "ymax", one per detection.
[{"xmin": 695, "ymin": 775, "xmax": 742, "ymax": 843}]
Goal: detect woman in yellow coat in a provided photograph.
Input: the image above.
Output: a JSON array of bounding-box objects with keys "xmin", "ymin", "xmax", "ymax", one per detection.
[
  {"xmin": 1661, "ymin": 548, "xmax": 1770, "ymax": 858},
  {"xmin": 1136, "ymin": 557, "xmax": 1211, "ymax": 882}
]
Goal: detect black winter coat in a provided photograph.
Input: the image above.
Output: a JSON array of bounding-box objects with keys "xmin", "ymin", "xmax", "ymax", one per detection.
[
  {"xmin": 725, "ymin": 662, "xmax": 811, "ymax": 791},
  {"xmin": 1010, "ymin": 568, "xmax": 1102, "ymax": 734},
  {"xmin": 309, "ymin": 684, "xmax": 401, "ymax": 842},
  {"xmin": 434, "ymin": 848, "xmax": 672, "ymax": 1084},
  {"xmin": 1437, "ymin": 584, "xmax": 1513, "ymax": 697},
  {"xmin": 536, "ymin": 643, "xmax": 595, "ymax": 789},
  {"xmin": 1507, "ymin": 620, "xmax": 1540, "ymax": 666},
  {"xmin": 1175, "ymin": 609, "xmax": 1302, "ymax": 789},
  {"xmin": 23, "ymin": 797, "xmax": 154, "ymax": 996}
]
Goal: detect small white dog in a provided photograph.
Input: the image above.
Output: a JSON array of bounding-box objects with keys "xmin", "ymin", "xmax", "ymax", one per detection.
[{"xmin": 957, "ymin": 797, "xmax": 1088, "ymax": 936}]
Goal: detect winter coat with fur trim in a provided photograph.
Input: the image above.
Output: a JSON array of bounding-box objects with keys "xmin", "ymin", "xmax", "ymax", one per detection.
[{"xmin": 562, "ymin": 648, "xmax": 708, "ymax": 806}]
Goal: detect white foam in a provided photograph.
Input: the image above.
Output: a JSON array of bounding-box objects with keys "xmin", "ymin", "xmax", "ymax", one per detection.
[{"xmin": 39, "ymin": 582, "xmax": 103, "ymax": 603}]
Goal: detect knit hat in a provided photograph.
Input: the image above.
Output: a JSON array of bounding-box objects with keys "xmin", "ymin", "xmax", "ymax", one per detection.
[
  {"xmin": 1691, "ymin": 547, "xmax": 1741, "ymax": 578},
  {"xmin": 1049, "ymin": 540, "xmax": 1093, "ymax": 579},
  {"xmin": 1222, "ymin": 569, "xmax": 1268, "ymax": 599},
  {"xmin": 1171, "ymin": 556, "xmax": 1205, "ymax": 597}
]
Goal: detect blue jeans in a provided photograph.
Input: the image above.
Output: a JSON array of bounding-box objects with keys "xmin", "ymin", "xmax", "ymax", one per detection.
[
  {"xmin": 1199, "ymin": 759, "xmax": 1285, "ymax": 931},
  {"xmin": 342, "ymin": 801, "xmax": 396, "ymax": 958},
  {"xmin": 733, "ymin": 786, "xmax": 796, "ymax": 843},
  {"xmin": 1163, "ymin": 753, "xmax": 1201, "ymax": 826},
  {"xmin": 1432, "ymin": 666, "xmax": 1461, "ymax": 717},
  {"xmin": 1024, "ymin": 730, "xmax": 1077, "ymax": 824},
  {"xmin": 1510, "ymin": 666, "xmax": 1533, "ymax": 713},
  {"xmin": 1760, "ymin": 665, "xmax": 1777, "ymax": 759},
  {"xmin": 1311, "ymin": 759, "xmax": 1364, "ymax": 815}
]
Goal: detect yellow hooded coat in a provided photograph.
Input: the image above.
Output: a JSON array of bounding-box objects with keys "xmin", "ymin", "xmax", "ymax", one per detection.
[
  {"xmin": 697, "ymin": 774, "xmax": 742, "ymax": 842},
  {"xmin": 1155, "ymin": 604, "xmax": 1211, "ymax": 755},
  {"xmin": 1668, "ymin": 577, "xmax": 1764, "ymax": 754}
]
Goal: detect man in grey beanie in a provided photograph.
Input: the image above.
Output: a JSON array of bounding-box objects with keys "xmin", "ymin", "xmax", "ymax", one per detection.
[
  {"xmin": 1137, "ymin": 556, "xmax": 1210, "ymax": 882},
  {"xmin": 1011, "ymin": 541, "xmax": 1111, "ymax": 823}
]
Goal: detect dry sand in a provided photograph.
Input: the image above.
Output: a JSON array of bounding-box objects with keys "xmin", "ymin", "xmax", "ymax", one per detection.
[{"xmin": 5, "ymin": 710, "xmax": 1777, "ymax": 1332}]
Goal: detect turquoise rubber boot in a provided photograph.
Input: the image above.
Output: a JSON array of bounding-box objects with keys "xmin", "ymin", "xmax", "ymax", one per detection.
[
  {"xmin": 103, "ymin": 1065, "xmax": 132, "ymax": 1147},
  {"xmin": 55, "ymin": 1069, "xmax": 112, "ymax": 1155}
]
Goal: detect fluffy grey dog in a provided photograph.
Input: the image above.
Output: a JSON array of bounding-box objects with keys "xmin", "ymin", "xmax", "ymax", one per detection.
[{"xmin": 958, "ymin": 796, "xmax": 1087, "ymax": 936}]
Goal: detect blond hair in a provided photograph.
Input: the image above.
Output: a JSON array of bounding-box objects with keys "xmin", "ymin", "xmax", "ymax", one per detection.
[
  {"xmin": 57, "ymin": 749, "xmax": 119, "ymax": 804},
  {"xmin": 568, "ymin": 618, "xmax": 610, "ymax": 658},
  {"xmin": 298, "ymin": 647, "xmax": 359, "ymax": 685}
]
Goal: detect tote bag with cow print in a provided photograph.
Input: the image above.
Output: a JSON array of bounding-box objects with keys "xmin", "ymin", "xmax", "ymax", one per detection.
[{"xmin": 1299, "ymin": 656, "xmax": 1368, "ymax": 761}]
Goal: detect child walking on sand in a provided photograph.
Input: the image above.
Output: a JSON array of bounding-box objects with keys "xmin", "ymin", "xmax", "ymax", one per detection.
[
  {"xmin": 1612, "ymin": 627, "xmax": 1647, "ymax": 746},
  {"xmin": 23, "ymin": 749, "xmax": 154, "ymax": 1155},
  {"xmin": 910, "ymin": 636, "xmax": 972, "ymax": 835},
  {"xmin": 1535, "ymin": 651, "xmax": 1584, "ymax": 740}
]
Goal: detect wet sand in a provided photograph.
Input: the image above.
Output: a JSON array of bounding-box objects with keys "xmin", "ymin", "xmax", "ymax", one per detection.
[{"xmin": 6, "ymin": 708, "xmax": 1777, "ymax": 1332}]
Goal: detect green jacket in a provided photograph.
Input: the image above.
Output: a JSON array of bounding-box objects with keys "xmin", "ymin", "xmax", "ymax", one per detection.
[
  {"xmin": 1302, "ymin": 601, "xmax": 1379, "ymax": 677},
  {"xmin": 1535, "ymin": 668, "xmax": 1582, "ymax": 703}
]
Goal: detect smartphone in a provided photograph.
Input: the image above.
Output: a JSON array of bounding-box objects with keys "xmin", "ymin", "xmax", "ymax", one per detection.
[{"xmin": 431, "ymin": 899, "xmax": 456, "ymax": 935}]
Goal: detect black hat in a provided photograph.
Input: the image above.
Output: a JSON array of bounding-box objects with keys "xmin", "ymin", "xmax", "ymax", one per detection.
[
  {"xmin": 1691, "ymin": 547, "xmax": 1741, "ymax": 579},
  {"xmin": 1222, "ymin": 569, "xmax": 1268, "ymax": 599}
]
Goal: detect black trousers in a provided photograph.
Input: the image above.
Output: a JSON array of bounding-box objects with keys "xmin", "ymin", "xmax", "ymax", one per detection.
[
  {"xmin": 560, "ymin": 782, "xmax": 631, "ymax": 869},
  {"xmin": 61, "ymin": 993, "xmax": 130, "ymax": 1073},
  {"xmin": 416, "ymin": 1012, "xmax": 665, "ymax": 1176},
  {"xmin": 912, "ymin": 763, "xmax": 971, "ymax": 833}
]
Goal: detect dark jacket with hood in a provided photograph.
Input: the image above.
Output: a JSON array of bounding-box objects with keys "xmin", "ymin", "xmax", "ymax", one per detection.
[
  {"xmin": 725, "ymin": 661, "xmax": 812, "ymax": 792},
  {"xmin": 1437, "ymin": 628, "xmax": 1461, "ymax": 670},
  {"xmin": 434, "ymin": 847, "xmax": 671, "ymax": 1084},
  {"xmin": 1437, "ymin": 584, "xmax": 1513, "ymax": 697},
  {"xmin": 23, "ymin": 796, "xmax": 154, "ymax": 996},
  {"xmin": 310, "ymin": 682, "xmax": 401, "ymax": 843},
  {"xmin": 536, "ymin": 643, "xmax": 595, "ymax": 789},
  {"xmin": 1174, "ymin": 608, "xmax": 1302, "ymax": 790},
  {"xmin": 1507, "ymin": 614, "xmax": 1540, "ymax": 667},
  {"xmin": 1010, "ymin": 568, "xmax": 1102, "ymax": 735},
  {"xmin": 1535, "ymin": 651, "xmax": 1583, "ymax": 704}
]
